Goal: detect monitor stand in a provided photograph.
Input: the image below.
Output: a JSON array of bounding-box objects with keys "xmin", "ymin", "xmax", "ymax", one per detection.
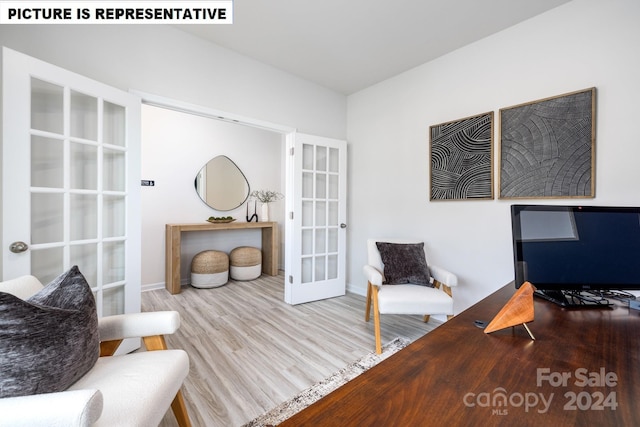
[{"xmin": 534, "ymin": 289, "xmax": 613, "ymax": 308}]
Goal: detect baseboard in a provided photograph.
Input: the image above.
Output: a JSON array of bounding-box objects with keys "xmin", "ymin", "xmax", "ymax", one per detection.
[
  {"xmin": 142, "ymin": 277, "xmax": 192, "ymax": 293},
  {"xmin": 347, "ymin": 282, "xmax": 367, "ymax": 297},
  {"xmin": 141, "ymin": 282, "xmax": 166, "ymax": 292}
]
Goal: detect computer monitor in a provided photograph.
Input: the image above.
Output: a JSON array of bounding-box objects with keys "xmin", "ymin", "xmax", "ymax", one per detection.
[{"xmin": 510, "ymin": 204, "xmax": 640, "ymax": 306}]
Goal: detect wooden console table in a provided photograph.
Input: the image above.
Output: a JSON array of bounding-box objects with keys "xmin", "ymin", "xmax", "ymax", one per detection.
[
  {"xmin": 281, "ymin": 283, "xmax": 640, "ymax": 426},
  {"xmin": 165, "ymin": 222, "xmax": 278, "ymax": 294}
]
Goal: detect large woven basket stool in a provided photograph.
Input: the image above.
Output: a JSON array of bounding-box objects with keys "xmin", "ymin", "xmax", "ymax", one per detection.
[
  {"xmin": 191, "ymin": 250, "xmax": 229, "ymax": 288},
  {"xmin": 229, "ymin": 246, "xmax": 262, "ymax": 281}
]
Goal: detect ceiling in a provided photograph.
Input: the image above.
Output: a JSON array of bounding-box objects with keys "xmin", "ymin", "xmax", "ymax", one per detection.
[{"xmin": 176, "ymin": 0, "xmax": 572, "ymax": 95}]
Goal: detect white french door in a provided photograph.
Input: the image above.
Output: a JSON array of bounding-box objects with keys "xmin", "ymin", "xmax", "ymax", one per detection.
[
  {"xmin": 2, "ymin": 48, "xmax": 141, "ymax": 327},
  {"xmin": 285, "ymin": 132, "xmax": 347, "ymax": 304}
]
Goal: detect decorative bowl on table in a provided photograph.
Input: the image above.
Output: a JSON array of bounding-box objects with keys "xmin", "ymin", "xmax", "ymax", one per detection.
[{"xmin": 206, "ymin": 217, "xmax": 236, "ymax": 224}]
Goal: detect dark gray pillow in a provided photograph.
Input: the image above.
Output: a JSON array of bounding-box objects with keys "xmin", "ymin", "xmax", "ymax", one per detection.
[
  {"xmin": 376, "ymin": 242, "xmax": 433, "ymax": 287},
  {"xmin": 0, "ymin": 266, "xmax": 99, "ymax": 398}
]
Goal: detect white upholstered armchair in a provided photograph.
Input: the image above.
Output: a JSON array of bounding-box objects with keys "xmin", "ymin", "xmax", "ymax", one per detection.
[
  {"xmin": 0, "ymin": 274, "xmax": 191, "ymax": 427},
  {"xmin": 363, "ymin": 238, "xmax": 458, "ymax": 354}
]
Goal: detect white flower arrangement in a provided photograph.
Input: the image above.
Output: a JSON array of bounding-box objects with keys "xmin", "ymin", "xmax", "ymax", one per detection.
[{"xmin": 250, "ymin": 189, "xmax": 283, "ymax": 203}]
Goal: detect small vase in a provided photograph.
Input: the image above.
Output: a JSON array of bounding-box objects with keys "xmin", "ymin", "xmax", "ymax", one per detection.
[{"xmin": 261, "ymin": 203, "xmax": 270, "ymax": 222}]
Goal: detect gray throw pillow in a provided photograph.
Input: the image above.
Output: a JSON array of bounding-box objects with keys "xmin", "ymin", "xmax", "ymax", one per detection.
[
  {"xmin": 0, "ymin": 266, "xmax": 99, "ymax": 398},
  {"xmin": 376, "ymin": 242, "xmax": 433, "ymax": 287}
]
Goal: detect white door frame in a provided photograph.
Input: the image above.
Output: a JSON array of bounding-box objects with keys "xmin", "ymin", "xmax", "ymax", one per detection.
[
  {"xmin": 132, "ymin": 91, "xmax": 295, "ymax": 135},
  {"xmin": 133, "ymin": 90, "xmax": 296, "ymax": 280}
]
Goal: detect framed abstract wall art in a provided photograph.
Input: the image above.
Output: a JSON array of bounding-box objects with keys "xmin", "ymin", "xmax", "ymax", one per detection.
[
  {"xmin": 499, "ymin": 87, "xmax": 596, "ymax": 199},
  {"xmin": 429, "ymin": 111, "xmax": 494, "ymax": 201}
]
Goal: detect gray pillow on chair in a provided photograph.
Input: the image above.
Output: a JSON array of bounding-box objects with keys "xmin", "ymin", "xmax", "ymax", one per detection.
[
  {"xmin": 0, "ymin": 266, "xmax": 99, "ymax": 398},
  {"xmin": 376, "ymin": 242, "xmax": 433, "ymax": 287}
]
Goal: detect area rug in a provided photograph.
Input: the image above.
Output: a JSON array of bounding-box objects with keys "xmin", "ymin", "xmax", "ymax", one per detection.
[{"xmin": 243, "ymin": 337, "xmax": 411, "ymax": 427}]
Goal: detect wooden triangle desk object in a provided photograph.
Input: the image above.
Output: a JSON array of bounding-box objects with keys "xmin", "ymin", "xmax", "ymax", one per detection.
[{"xmin": 484, "ymin": 281, "xmax": 536, "ymax": 340}]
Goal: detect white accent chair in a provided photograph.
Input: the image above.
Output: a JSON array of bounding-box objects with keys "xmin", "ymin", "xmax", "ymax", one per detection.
[
  {"xmin": 0, "ymin": 275, "xmax": 192, "ymax": 427},
  {"xmin": 363, "ymin": 238, "xmax": 458, "ymax": 354}
]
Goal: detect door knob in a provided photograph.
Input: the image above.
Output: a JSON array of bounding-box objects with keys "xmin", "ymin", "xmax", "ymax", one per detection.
[
  {"xmin": 9, "ymin": 241, "xmax": 29, "ymax": 253},
  {"xmin": 340, "ymin": 223, "xmax": 347, "ymax": 229}
]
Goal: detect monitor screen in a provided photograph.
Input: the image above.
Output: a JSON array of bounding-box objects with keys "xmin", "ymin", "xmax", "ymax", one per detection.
[{"xmin": 511, "ymin": 205, "xmax": 640, "ymax": 291}]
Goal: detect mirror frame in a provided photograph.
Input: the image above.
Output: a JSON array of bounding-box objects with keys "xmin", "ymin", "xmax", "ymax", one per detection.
[{"xmin": 194, "ymin": 155, "xmax": 250, "ymax": 211}]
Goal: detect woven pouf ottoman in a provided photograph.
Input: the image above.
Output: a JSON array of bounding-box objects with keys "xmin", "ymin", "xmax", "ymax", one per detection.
[
  {"xmin": 229, "ymin": 246, "xmax": 262, "ymax": 281},
  {"xmin": 190, "ymin": 250, "xmax": 229, "ymax": 288}
]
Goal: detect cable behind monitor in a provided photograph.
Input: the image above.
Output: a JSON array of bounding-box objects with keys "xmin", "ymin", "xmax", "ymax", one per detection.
[{"xmin": 534, "ymin": 289, "xmax": 613, "ymax": 308}]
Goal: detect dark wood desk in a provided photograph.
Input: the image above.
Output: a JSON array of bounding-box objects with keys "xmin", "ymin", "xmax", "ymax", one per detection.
[{"xmin": 280, "ymin": 284, "xmax": 640, "ymax": 426}]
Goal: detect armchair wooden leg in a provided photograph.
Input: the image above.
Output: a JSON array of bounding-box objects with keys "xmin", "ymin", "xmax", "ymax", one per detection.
[
  {"xmin": 442, "ymin": 285, "xmax": 454, "ymax": 321},
  {"xmin": 143, "ymin": 335, "xmax": 168, "ymax": 351},
  {"xmin": 371, "ymin": 285, "xmax": 382, "ymax": 355},
  {"xmin": 442, "ymin": 284, "xmax": 453, "ymax": 298},
  {"xmin": 100, "ymin": 339, "xmax": 123, "ymax": 356},
  {"xmin": 365, "ymin": 281, "xmax": 372, "ymax": 322},
  {"xmin": 171, "ymin": 389, "xmax": 192, "ymax": 427},
  {"xmin": 434, "ymin": 281, "xmax": 455, "ymax": 321}
]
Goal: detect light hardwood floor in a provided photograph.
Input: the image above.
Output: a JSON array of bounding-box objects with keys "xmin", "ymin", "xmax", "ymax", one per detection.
[{"xmin": 142, "ymin": 274, "xmax": 441, "ymax": 426}]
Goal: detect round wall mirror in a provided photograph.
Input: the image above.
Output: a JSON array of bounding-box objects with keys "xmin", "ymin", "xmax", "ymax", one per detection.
[{"xmin": 194, "ymin": 155, "xmax": 250, "ymax": 211}]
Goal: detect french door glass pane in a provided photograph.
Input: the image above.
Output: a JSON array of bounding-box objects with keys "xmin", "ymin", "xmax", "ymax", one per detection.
[
  {"xmin": 328, "ymin": 147, "xmax": 339, "ymax": 173},
  {"xmin": 315, "ymin": 229, "xmax": 326, "ymax": 253},
  {"xmin": 103, "ymin": 195, "xmax": 125, "ymax": 237},
  {"xmin": 31, "ymin": 136, "xmax": 63, "ymax": 188},
  {"xmin": 302, "ymin": 201, "xmax": 313, "ymax": 227},
  {"xmin": 302, "ymin": 229, "xmax": 312, "ymax": 255},
  {"xmin": 103, "ymin": 101, "xmax": 126, "ymax": 147},
  {"xmin": 31, "ymin": 193, "xmax": 63, "ymax": 244},
  {"xmin": 31, "ymin": 247, "xmax": 63, "ymax": 285},
  {"xmin": 103, "ymin": 285, "xmax": 125, "ymax": 316},
  {"xmin": 328, "ymin": 174, "xmax": 338, "ymax": 199},
  {"xmin": 31, "ymin": 78, "xmax": 63, "ymax": 134},
  {"xmin": 301, "ymin": 257, "xmax": 312, "ymax": 283},
  {"xmin": 328, "ymin": 229, "xmax": 338, "ymax": 252},
  {"xmin": 302, "ymin": 171, "xmax": 313, "ymax": 198},
  {"xmin": 103, "ymin": 241, "xmax": 125, "ymax": 284},
  {"xmin": 328, "ymin": 254, "xmax": 338, "ymax": 279},
  {"xmin": 315, "ymin": 255, "xmax": 326, "ymax": 280},
  {"xmin": 70, "ymin": 90, "xmax": 97, "ymax": 140},
  {"xmin": 70, "ymin": 194, "xmax": 97, "ymax": 240},
  {"xmin": 70, "ymin": 243, "xmax": 97, "ymax": 286},
  {"xmin": 328, "ymin": 201, "xmax": 339, "ymax": 225},
  {"xmin": 302, "ymin": 144, "xmax": 314, "ymax": 169},
  {"xmin": 316, "ymin": 173, "xmax": 326, "ymax": 198},
  {"xmin": 103, "ymin": 148, "xmax": 126, "ymax": 191},
  {"xmin": 315, "ymin": 146, "xmax": 327, "ymax": 171},
  {"xmin": 70, "ymin": 142, "xmax": 98, "ymax": 190},
  {"xmin": 315, "ymin": 201, "xmax": 326, "ymax": 226}
]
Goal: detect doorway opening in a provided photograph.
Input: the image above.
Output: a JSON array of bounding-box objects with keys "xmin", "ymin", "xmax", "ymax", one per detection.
[{"xmin": 136, "ymin": 92, "xmax": 294, "ymax": 290}]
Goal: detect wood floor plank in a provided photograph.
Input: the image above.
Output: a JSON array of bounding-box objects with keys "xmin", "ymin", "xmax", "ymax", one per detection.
[{"xmin": 141, "ymin": 274, "xmax": 441, "ymax": 426}]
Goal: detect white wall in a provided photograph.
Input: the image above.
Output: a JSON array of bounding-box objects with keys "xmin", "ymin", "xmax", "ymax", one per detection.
[
  {"xmin": 0, "ymin": 24, "xmax": 346, "ymax": 284},
  {"xmin": 0, "ymin": 25, "xmax": 346, "ymax": 140},
  {"xmin": 141, "ymin": 105, "xmax": 284, "ymax": 287},
  {"xmin": 346, "ymin": 0, "xmax": 640, "ymax": 312}
]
